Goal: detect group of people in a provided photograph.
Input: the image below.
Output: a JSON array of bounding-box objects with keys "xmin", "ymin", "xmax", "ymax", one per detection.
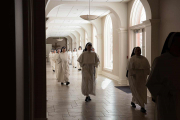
[
  {"xmin": 67, "ymin": 46, "xmax": 83, "ymax": 71},
  {"xmin": 127, "ymin": 32, "xmax": 180, "ymax": 120},
  {"xmin": 49, "ymin": 43, "xmax": 100, "ymax": 102},
  {"xmin": 49, "ymin": 47, "xmax": 70, "ymax": 85}
]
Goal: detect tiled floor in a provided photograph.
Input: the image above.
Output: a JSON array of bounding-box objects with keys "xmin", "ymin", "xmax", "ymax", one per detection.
[{"xmin": 47, "ymin": 62, "xmax": 155, "ymax": 120}]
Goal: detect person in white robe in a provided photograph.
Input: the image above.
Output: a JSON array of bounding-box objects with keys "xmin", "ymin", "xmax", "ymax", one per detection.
[
  {"xmin": 77, "ymin": 46, "xmax": 83, "ymax": 70},
  {"xmin": 77, "ymin": 42, "xmax": 100, "ymax": 102},
  {"xmin": 49, "ymin": 50, "xmax": 53, "ymax": 64},
  {"xmin": 72, "ymin": 48, "xmax": 77, "ymax": 68},
  {"xmin": 51, "ymin": 50, "xmax": 56, "ymax": 72},
  {"xmin": 146, "ymin": 32, "xmax": 180, "ymax": 120},
  {"xmin": 67, "ymin": 49, "xmax": 72, "ymax": 65},
  {"xmin": 57, "ymin": 47, "xmax": 70, "ymax": 85},
  {"xmin": 49, "ymin": 50, "xmax": 55, "ymax": 72},
  {"xmin": 54, "ymin": 49, "xmax": 61, "ymax": 79},
  {"xmin": 127, "ymin": 47, "xmax": 150, "ymax": 113},
  {"xmin": 91, "ymin": 47, "xmax": 100, "ymax": 79}
]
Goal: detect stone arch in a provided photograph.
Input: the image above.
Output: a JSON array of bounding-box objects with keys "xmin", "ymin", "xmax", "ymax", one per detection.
[{"xmin": 130, "ymin": 0, "xmax": 152, "ymax": 26}]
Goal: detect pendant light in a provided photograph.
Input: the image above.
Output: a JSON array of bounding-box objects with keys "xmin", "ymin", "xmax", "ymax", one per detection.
[{"xmin": 80, "ymin": 0, "xmax": 99, "ymax": 21}]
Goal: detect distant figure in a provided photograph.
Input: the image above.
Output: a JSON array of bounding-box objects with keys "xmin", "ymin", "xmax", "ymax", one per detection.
[
  {"xmin": 57, "ymin": 47, "xmax": 70, "ymax": 85},
  {"xmin": 127, "ymin": 47, "xmax": 150, "ymax": 113},
  {"xmin": 72, "ymin": 48, "xmax": 77, "ymax": 68},
  {"xmin": 146, "ymin": 32, "xmax": 180, "ymax": 120},
  {"xmin": 49, "ymin": 50, "xmax": 53, "ymax": 64},
  {"xmin": 51, "ymin": 50, "xmax": 56, "ymax": 72},
  {"xmin": 77, "ymin": 42, "xmax": 100, "ymax": 102},
  {"xmin": 77, "ymin": 46, "xmax": 83, "ymax": 71},
  {"xmin": 49, "ymin": 50, "xmax": 55, "ymax": 72},
  {"xmin": 68, "ymin": 49, "xmax": 72, "ymax": 65},
  {"xmin": 126, "ymin": 47, "xmax": 136, "ymax": 78},
  {"xmin": 54, "ymin": 49, "xmax": 61, "ymax": 80}
]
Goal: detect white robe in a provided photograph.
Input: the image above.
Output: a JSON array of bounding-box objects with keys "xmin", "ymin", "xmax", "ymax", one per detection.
[
  {"xmin": 49, "ymin": 52, "xmax": 54, "ymax": 70},
  {"xmin": 68, "ymin": 51, "xmax": 72, "ymax": 64},
  {"xmin": 77, "ymin": 51, "xmax": 100, "ymax": 96},
  {"xmin": 72, "ymin": 52, "xmax": 77, "ymax": 67},
  {"xmin": 51, "ymin": 53, "xmax": 56, "ymax": 70},
  {"xmin": 77, "ymin": 50, "xmax": 83, "ymax": 69},
  {"xmin": 49, "ymin": 52, "xmax": 52, "ymax": 63},
  {"xmin": 128, "ymin": 55, "xmax": 150, "ymax": 107},
  {"xmin": 57, "ymin": 52, "xmax": 70, "ymax": 83},
  {"xmin": 54, "ymin": 53, "xmax": 60, "ymax": 79},
  {"xmin": 146, "ymin": 52, "xmax": 180, "ymax": 120}
]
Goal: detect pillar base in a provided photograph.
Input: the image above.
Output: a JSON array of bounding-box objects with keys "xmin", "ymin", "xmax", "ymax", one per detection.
[{"xmin": 118, "ymin": 79, "xmax": 128, "ymax": 86}]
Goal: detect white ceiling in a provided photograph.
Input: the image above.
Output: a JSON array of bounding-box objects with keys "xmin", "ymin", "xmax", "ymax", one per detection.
[
  {"xmin": 47, "ymin": 5, "xmax": 111, "ymax": 37},
  {"xmin": 47, "ymin": 5, "xmax": 110, "ymax": 18},
  {"xmin": 46, "ymin": 0, "xmax": 131, "ymax": 37}
]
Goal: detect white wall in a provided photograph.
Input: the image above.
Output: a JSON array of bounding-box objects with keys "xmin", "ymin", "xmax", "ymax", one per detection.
[{"xmin": 159, "ymin": 0, "xmax": 180, "ymax": 53}]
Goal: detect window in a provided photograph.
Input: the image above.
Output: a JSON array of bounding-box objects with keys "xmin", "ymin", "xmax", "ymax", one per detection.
[
  {"xmin": 85, "ymin": 32, "xmax": 88, "ymax": 45},
  {"xmin": 131, "ymin": 0, "xmax": 146, "ymax": 56},
  {"xmin": 93, "ymin": 26, "xmax": 98, "ymax": 53},
  {"xmin": 136, "ymin": 31, "xmax": 142, "ymax": 50},
  {"xmin": 104, "ymin": 15, "xmax": 113, "ymax": 70},
  {"xmin": 131, "ymin": 0, "xmax": 146, "ymax": 26}
]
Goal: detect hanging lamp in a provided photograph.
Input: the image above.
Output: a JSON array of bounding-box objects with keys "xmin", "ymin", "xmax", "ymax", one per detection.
[{"xmin": 80, "ymin": 0, "xmax": 99, "ymax": 21}]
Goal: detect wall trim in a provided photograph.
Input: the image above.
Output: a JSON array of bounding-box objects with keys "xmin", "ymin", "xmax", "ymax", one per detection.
[
  {"xmin": 103, "ymin": 67, "xmax": 113, "ymax": 72},
  {"xmin": 101, "ymin": 71, "xmax": 119, "ymax": 81},
  {"xmin": 118, "ymin": 79, "xmax": 128, "ymax": 85}
]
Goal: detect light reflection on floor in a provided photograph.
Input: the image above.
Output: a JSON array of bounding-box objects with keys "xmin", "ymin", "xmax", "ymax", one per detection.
[{"xmin": 101, "ymin": 78, "xmax": 112, "ymax": 89}]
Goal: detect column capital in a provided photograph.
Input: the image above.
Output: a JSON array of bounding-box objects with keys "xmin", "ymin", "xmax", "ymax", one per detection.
[
  {"xmin": 96, "ymin": 34, "xmax": 102, "ymax": 39},
  {"xmin": 117, "ymin": 28, "xmax": 128, "ymax": 33},
  {"xmin": 143, "ymin": 19, "xmax": 160, "ymax": 27}
]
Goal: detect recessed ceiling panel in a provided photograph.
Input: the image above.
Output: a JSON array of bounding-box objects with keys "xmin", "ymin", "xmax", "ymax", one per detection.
[
  {"xmin": 54, "ymin": 20, "xmax": 65, "ymax": 23},
  {"xmin": 63, "ymin": 20, "xmax": 74, "ymax": 23}
]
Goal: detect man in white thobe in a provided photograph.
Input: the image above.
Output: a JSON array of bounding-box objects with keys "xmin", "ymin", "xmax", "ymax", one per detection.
[
  {"xmin": 49, "ymin": 51, "xmax": 52, "ymax": 64},
  {"xmin": 72, "ymin": 49, "xmax": 77, "ymax": 68},
  {"xmin": 57, "ymin": 47, "xmax": 70, "ymax": 85},
  {"xmin": 128, "ymin": 47, "xmax": 150, "ymax": 113},
  {"xmin": 77, "ymin": 46, "xmax": 83, "ymax": 70},
  {"xmin": 146, "ymin": 32, "xmax": 180, "ymax": 120},
  {"xmin": 51, "ymin": 50, "xmax": 56, "ymax": 72},
  {"xmin": 49, "ymin": 50, "xmax": 55, "ymax": 72},
  {"xmin": 67, "ymin": 49, "xmax": 72, "ymax": 65},
  {"xmin": 54, "ymin": 49, "xmax": 60, "ymax": 79},
  {"xmin": 77, "ymin": 42, "xmax": 100, "ymax": 102}
]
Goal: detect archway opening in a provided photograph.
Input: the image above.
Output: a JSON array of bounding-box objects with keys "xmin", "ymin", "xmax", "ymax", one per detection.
[{"xmin": 130, "ymin": 0, "xmax": 147, "ymax": 56}]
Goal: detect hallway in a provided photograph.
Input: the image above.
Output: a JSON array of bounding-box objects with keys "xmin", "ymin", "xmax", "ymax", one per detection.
[{"xmin": 47, "ymin": 62, "xmax": 155, "ymax": 120}]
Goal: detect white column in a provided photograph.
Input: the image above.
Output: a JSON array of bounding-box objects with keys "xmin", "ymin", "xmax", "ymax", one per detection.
[
  {"xmin": 81, "ymin": 39, "xmax": 85, "ymax": 49},
  {"xmin": 96, "ymin": 34, "xmax": 102, "ymax": 74},
  {"xmin": 88, "ymin": 37, "xmax": 92, "ymax": 43},
  {"xmin": 143, "ymin": 19, "xmax": 160, "ymax": 65},
  {"xmin": 118, "ymin": 28, "xmax": 128, "ymax": 85}
]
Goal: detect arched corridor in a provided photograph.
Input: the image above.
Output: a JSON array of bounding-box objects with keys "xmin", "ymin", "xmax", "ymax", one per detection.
[{"xmin": 7, "ymin": 0, "xmax": 180, "ymax": 120}]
